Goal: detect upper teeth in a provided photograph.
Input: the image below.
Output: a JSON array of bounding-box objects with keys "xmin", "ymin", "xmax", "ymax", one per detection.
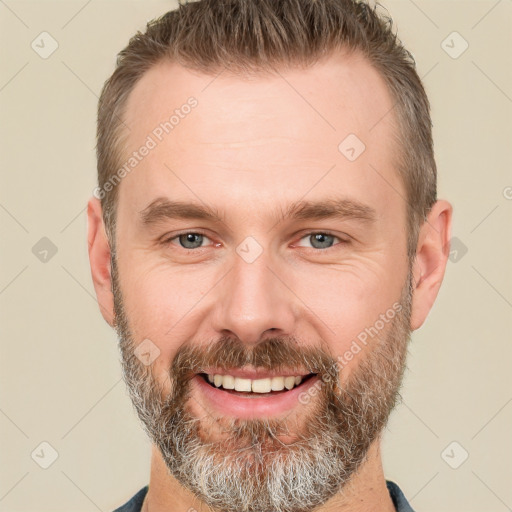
[{"xmin": 207, "ymin": 374, "xmax": 303, "ymax": 393}]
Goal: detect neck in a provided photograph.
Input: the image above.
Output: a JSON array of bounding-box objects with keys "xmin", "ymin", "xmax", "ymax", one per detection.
[{"xmin": 143, "ymin": 438, "xmax": 396, "ymax": 512}]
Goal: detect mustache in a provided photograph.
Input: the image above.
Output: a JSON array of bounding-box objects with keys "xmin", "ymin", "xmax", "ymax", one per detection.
[{"xmin": 168, "ymin": 335, "xmax": 340, "ymax": 381}]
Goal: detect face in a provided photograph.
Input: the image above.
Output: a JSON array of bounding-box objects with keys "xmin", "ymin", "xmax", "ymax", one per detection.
[{"xmin": 111, "ymin": 52, "xmax": 413, "ymax": 512}]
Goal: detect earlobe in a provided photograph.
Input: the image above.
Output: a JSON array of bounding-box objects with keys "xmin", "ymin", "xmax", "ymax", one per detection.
[
  {"xmin": 87, "ymin": 197, "xmax": 115, "ymax": 327},
  {"xmin": 410, "ymin": 200, "xmax": 453, "ymax": 331}
]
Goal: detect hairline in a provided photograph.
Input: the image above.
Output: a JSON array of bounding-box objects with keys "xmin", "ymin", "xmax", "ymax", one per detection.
[{"xmin": 104, "ymin": 50, "xmax": 414, "ymax": 252}]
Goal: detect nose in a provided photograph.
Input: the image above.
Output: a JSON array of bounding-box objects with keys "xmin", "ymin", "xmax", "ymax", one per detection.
[{"xmin": 211, "ymin": 252, "xmax": 297, "ymax": 346}]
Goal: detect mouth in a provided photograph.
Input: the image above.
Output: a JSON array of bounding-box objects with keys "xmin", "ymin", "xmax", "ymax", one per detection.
[
  {"xmin": 200, "ymin": 372, "xmax": 315, "ymax": 394},
  {"xmin": 192, "ymin": 369, "xmax": 320, "ymax": 419}
]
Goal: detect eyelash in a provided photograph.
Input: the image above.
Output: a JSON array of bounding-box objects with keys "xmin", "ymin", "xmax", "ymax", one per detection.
[{"xmin": 162, "ymin": 230, "xmax": 349, "ymax": 251}]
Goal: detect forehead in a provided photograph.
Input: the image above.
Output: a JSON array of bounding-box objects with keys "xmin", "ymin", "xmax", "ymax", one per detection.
[{"xmin": 119, "ymin": 52, "xmax": 403, "ymax": 224}]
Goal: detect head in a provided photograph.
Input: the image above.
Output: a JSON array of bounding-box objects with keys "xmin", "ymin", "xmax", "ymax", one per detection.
[
  {"xmin": 88, "ymin": 1, "xmax": 452, "ymax": 511},
  {"xmin": 96, "ymin": 0, "xmax": 437, "ymax": 259}
]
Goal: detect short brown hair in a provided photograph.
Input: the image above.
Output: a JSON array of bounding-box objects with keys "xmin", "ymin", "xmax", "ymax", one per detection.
[{"xmin": 96, "ymin": 0, "xmax": 436, "ymax": 258}]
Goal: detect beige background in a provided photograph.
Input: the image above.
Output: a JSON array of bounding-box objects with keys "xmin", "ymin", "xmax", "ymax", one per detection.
[{"xmin": 1, "ymin": 1, "xmax": 511, "ymax": 511}]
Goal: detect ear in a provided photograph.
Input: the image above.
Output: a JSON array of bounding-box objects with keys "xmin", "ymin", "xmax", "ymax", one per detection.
[
  {"xmin": 410, "ymin": 199, "xmax": 453, "ymax": 331},
  {"xmin": 87, "ymin": 197, "xmax": 115, "ymax": 327}
]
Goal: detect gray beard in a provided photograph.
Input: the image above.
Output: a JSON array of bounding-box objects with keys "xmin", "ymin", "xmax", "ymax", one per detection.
[{"xmin": 112, "ymin": 256, "xmax": 413, "ymax": 512}]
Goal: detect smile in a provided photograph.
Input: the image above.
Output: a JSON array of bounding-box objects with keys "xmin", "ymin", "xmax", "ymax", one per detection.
[
  {"xmin": 193, "ymin": 369, "xmax": 319, "ymax": 418},
  {"xmin": 204, "ymin": 373, "xmax": 306, "ymax": 393}
]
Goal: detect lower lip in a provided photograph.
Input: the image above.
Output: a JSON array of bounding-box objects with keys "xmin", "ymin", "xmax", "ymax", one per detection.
[{"xmin": 192, "ymin": 374, "xmax": 319, "ymax": 419}]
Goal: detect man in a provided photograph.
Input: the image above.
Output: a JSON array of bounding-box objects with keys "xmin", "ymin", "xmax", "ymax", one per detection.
[{"xmin": 87, "ymin": 0, "xmax": 452, "ymax": 511}]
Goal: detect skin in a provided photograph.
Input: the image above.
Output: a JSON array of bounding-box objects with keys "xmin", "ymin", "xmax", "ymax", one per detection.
[{"xmin": 88, "ymin": 51, "xmax": 452, "ymax": 511}]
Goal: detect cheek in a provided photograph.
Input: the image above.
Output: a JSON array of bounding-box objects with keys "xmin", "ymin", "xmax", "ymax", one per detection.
[
  {"xmin": 288, "ymin": 258, "xmax": 405, "ymax": 355},
  {"xmin": 118, "ymin": 259, "xmax": 218, "ymax": 364}
]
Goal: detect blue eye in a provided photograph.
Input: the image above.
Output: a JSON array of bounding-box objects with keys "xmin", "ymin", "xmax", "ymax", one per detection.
[
  {"xmin": 164, "ymin": 231, "xmax": 345, "ymax": 252},
  {"xmin": 175, "ymin": 233, "xmax": 208, "ymax": 249},
  {"xmin": 297, "ymin": 233, "xmax": 341, "ymax": 249}
]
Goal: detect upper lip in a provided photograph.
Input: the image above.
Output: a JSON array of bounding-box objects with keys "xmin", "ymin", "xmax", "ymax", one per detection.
[{"xmin": 201, "ymin": 367, "xmax": 313, "ymax": 379}]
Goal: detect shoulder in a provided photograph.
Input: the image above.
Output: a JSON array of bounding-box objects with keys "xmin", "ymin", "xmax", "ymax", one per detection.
[
  {"xmin": 386, "ymin": 480, "xmax": 416, "ymax": 512},
  {"xmin": 112, "ymin": 486, "xmax": 149, "ymax": 512},
  {"xmin": 114, "ymin": 482, "xmax": 412, "ymax": 512}
]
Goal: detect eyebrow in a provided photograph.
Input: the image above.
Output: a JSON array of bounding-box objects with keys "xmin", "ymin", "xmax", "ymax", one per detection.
[
  {"xmin": 139, "ymin": 196, "xmax": 377, "ymax": 226},
  {"xmin": 278, "ymin": 198, "xmax": 377, "ymax": 224},
  {"xmin": 139, "ymin": 198, "xmax": 223, "ymax": 225}
]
